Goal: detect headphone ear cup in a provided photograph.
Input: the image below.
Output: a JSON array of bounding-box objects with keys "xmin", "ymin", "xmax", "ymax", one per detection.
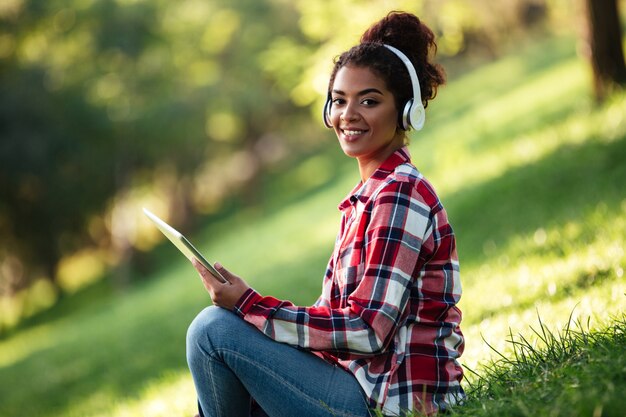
[
  {"xmin": 399, "ymin": 99, "xmax": 426, "ymax": 131},
  {"xmin": 399, "ymin": 100, "xmax": 413, "ymax": 131},
  {"xmin": 322, "ymin": 97, "xmax": 333, "ymax": 129},
  {"xmin": 409, "ymin": 101, "xmax": 426, "ymax": 131}
]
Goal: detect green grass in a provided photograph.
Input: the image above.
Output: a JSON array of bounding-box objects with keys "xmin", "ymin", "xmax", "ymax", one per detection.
[
  {"xmin": 1, "ymin": 33, "xmax": 625, "ymax": 416},
  {"xmin": 456, "ymin": 315, "xmax": 626, "ymax": 417}
]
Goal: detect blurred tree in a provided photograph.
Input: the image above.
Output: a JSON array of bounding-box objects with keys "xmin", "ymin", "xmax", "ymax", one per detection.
[
  {"xmin": 0, "ymin": 59, "xmax": 116, "ymax": 293},
  {"xmin": 0, "ymin": 0, "xmax": 305, "ymax": 297},
  {"xmin": 583, "ymin": 0, "xmax": 626, "ymax": 101}
]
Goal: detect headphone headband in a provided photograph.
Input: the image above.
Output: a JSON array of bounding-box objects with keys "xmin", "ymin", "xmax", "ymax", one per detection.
[
  {"xmin": 382, "ymin": 44, "xmax": 425, "ymax": 131},
  {"xmin": 323, "ymin": 43, "xmax": 426, "ymax": 131}
]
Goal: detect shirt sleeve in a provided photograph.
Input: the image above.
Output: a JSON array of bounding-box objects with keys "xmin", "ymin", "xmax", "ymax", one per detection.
[{"xmin": 233, "ymin": 180, "xmax": 431, "ymax": 359}]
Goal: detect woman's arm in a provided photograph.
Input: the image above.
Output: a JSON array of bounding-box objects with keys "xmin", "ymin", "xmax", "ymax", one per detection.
[{"xmin": 234, "ymin": 180, "xmax": 435, "ymax": 358}]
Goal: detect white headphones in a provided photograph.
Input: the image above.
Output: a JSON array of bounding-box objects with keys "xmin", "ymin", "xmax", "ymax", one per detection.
[{"xmin": 323, "ymin": 43, "xmax": 425, "ymax": 131}]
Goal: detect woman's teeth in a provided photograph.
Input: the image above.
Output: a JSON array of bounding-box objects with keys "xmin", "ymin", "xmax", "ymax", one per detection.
[{"xmin": 344, "ymin": 130, "xmax": 365, "ymax": 136}]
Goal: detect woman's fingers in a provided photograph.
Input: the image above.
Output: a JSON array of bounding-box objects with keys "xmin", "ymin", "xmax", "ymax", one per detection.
[{"xmin": 192, "ymin": 259, "xmax": 250, "ymax": 309}]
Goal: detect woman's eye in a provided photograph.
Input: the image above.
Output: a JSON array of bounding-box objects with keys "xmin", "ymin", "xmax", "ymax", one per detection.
[
  {"xmin": 362, "ymin": 98, "xmax": 378, "ymax": 106},
  {"xmin": 332, "ymin": 98, "xmax": 345, "ymax": 105}
]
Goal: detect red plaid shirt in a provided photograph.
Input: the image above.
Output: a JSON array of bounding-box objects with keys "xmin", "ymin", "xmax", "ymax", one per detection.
[{"xmin": 235, "ymin": 147, "xmax": 464, "ymax": 415}]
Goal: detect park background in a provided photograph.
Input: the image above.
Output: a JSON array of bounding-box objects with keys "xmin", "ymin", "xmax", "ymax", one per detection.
[{"xmin": 1, "ymin": 0, "xmax": 625, "ymax": 416}]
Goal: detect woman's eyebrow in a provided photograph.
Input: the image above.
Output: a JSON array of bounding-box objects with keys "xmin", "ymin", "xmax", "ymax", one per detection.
[{"xmin": 332, "ymin": 88, "xmax": 384, "ymax": 96}]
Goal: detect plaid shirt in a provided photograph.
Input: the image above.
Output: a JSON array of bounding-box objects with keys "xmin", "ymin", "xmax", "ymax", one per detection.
[{"xmin": 235, "ymin": 147, "xmax": 464, "ymax": 416}]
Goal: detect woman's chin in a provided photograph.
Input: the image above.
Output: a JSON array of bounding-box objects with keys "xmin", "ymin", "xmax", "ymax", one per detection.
[{"xmin": 339, "ymin": 145, "xmax": 361, "ymax": 158}]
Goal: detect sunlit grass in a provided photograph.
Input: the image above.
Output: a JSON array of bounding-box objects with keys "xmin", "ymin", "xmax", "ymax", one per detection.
[
  {"xmin": 416, "ymin": 48, "xmax": 594, "ymax": 196},
  {"xmin": 79, "ymin": 372, "xmax": 196, "ymax": 417},
  {"xmin": 458, "ymin": 315, "xmax": 626, "ymax": 417}
]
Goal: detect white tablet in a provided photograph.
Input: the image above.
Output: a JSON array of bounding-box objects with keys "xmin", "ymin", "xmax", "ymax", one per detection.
[{"xmin": 143, "ymin": 208, "xmax": 229, "ymax": 283}]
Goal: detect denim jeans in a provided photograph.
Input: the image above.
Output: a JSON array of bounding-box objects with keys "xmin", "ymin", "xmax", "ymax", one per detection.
[{"xmin": 186, "ymin": 306, "xmax": 373, "ymax": 417}]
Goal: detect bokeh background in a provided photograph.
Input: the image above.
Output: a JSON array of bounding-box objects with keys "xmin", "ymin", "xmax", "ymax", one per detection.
[{"xmin": 0, "ymin": 1, "xmax": 625, "ymax": 416}]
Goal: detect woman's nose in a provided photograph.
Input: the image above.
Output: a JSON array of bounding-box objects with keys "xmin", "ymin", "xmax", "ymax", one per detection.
[{"xmin": 340, "ymin": 102, "xmax": 360, "ymax": 122}]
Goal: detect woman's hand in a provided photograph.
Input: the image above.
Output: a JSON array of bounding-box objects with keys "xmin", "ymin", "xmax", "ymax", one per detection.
[{"xmin": 192, "ymin": 259, "xmax": 250, "ymax": 310}]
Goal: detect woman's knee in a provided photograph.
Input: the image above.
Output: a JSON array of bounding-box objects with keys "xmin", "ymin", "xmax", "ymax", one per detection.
[
  {"xmin": 186, "ymin": 306, "xmax": 240, "ymax": 351},
  {"xmin": 187, "ymin": 306, "xmax": 222, "ymax": 367}
]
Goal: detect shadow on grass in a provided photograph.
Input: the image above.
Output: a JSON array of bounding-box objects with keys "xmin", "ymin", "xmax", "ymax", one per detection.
[
  {"xmin": 451, "ymin": 133, "xmax": 626, "ymax": 265},
  {"xmin": 447, "ymin": 129, "xmax": 626, "ymax": 301}
]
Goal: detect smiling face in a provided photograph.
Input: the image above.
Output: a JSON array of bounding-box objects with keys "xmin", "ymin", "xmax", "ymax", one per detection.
[{"xmin": 330, "ymin": 65, "xmax": 405, "ymax": 179}]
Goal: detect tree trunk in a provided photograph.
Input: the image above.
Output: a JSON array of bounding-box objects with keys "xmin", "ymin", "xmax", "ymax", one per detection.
[{"xmin": 584, "ymin": 0, "xmax": 626, "ymax": 101}]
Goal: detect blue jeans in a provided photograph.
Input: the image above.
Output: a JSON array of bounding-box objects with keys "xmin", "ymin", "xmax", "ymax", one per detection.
[{"xmin": 186, "ymin": 306, "xmax": 373, "ymax": 417}]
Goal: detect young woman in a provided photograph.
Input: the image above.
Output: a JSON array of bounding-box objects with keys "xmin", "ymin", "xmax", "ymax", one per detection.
[{"xmin": 186, "ymin": 11, "xmax": 465, "ymax": 417}]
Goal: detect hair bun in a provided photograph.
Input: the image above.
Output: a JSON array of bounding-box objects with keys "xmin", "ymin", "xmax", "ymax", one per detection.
[
  {"xmin": 361, "ymin": 12, "xmax": 433, "ymax": 63},
  {"xmin": 360, "ymin": 11, "xmax": 445, "ymax": 106}
]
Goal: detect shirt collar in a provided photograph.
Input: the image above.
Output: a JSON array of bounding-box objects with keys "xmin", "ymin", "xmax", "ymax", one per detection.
[{"xmin": 338, "ymin": 146, "xmax": 412, "ymax": 211}]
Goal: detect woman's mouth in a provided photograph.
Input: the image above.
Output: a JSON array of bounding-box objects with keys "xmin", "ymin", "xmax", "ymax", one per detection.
[{"xmin": 341, "ymin": 129, "xmax": 368, "ymax": 141}]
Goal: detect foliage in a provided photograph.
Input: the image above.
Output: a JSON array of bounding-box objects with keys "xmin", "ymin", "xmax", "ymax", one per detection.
[{"xmin": 0, "ymin": 0, "xmax": 306, "ymax": 298}]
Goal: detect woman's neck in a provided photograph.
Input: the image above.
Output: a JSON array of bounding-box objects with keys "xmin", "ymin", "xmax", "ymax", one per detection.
[{"xmin": 356, "ymin": 140, "xmax": 405, "ymax": 183}]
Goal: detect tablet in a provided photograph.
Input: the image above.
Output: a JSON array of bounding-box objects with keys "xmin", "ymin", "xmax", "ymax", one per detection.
[{"xmin": 143, "ymin": 208, "xmax": 229, "ymax": 283}]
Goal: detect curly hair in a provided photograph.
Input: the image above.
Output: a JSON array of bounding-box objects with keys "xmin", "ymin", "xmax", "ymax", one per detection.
[{"xmin": 327, "ymin": 11, "xmax": 445, "ymax": 114}]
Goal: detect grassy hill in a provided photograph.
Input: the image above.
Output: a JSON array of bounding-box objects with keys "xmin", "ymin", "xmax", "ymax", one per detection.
[{"xmin": 0, "ymin": 33, "xmax": 624, "ymax": 417}]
